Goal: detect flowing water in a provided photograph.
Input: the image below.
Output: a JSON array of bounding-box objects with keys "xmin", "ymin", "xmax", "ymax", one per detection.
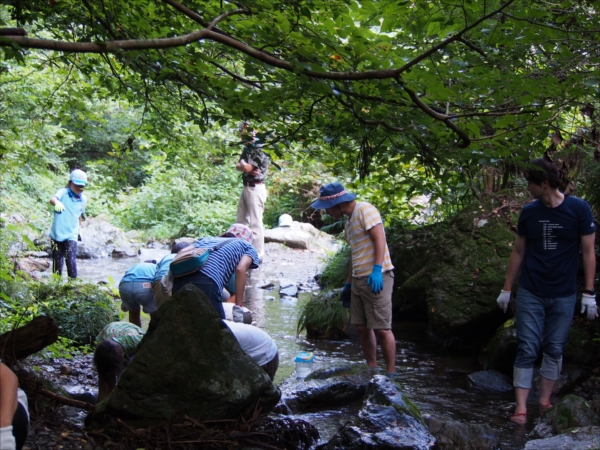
[{"xmin": 75, "ymin": 242, "xmax": 532, "ymax": 449}]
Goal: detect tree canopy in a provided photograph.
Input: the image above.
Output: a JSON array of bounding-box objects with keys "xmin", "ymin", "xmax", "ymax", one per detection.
[{"xmin": 1, "ymin": 0, "xmax": 599, "ymax": 184}]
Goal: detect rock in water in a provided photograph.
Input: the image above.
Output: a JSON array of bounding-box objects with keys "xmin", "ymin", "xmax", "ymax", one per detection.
[{"xmin": 86, "ymin": 285, "xmax": 281, "ymax": 429}]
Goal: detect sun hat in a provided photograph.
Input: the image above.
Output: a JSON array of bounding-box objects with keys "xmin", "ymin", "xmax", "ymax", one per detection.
[
  {"xmin": 222, "ymin": 223, "xmax": 254, "ymax": 244},
  {"xmin": 70, "ymin": 169, "xmax": 87, "ymax": 186},
  {"xmin": 278, "ymin": 214, "xmax": 293, "ymax": 227},
  {"xmin": 311, "ymin": 182, "xmax": 357, "ymax": 209}
]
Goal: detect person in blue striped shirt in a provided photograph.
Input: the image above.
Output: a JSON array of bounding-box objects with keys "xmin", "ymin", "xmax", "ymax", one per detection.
[{"xmin": 172, "ymin": 224, "xmax": 259, "ymax": 319}]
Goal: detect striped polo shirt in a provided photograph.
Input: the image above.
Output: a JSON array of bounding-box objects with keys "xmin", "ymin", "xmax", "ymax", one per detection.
[
  {"xmin": 194, "ymin": 237, "xmax": 259, "ymax": 292},
  {"xmin": 345, "ymin": 202, "xmax": 394, "ymax": 278}
]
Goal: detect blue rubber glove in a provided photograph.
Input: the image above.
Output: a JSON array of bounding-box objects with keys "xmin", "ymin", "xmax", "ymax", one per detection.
[
  {"xmin": 367, "ymin": 264, "xmax": 383, "ymax": 294},
  {"xmin": 340, "ymin": 282, "xmax": 351, "ymax": 308}
]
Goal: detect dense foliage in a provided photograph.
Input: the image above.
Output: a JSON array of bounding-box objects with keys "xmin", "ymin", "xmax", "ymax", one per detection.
[
  {"xmin": 2, "ymin": 0, "xmax": 599, "ymax": 209},
  {"xmin": 0, "ymin": 276, "xmax": 118, "ymax": 346}
]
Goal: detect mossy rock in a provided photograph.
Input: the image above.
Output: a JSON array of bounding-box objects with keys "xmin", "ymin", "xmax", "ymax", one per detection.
[
  {"xmin": 479, "ymin": 319, "xmax": 517, "ymax": 375},
  {"xmin": 392, "ymin": 199, "xmax": 517, "ymax": 340},
  {"xmin": 537, "ymin": 395, "xmax": 599, "ymax": 434}
]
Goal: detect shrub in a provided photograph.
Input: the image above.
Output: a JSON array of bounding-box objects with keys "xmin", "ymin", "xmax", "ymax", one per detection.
[
  {"xmin": 0, "ymin": 276, "xmax": 118, "ymax": 346},
  {"xmin": 34, "ymin": 280, "xmax": 119, "ymax": 346}
]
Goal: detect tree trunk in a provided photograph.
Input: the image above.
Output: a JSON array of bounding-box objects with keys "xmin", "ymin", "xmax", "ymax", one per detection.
[{"xmin": 0, "ymin": 316, "xmax": 59, "ymax": 365}]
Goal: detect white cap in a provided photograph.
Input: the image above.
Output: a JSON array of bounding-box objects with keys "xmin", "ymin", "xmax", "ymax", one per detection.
[
  {"xmin": 278, "ymin": 214, "xmax": 293, "ymax": 227},
  {"xmin": 70, "ymin": 169, "xmax": 87, "ymax": 186}
]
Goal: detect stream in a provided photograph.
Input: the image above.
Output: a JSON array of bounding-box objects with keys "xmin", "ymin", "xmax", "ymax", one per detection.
[{"xmin": 73, "ymin": 242, "xmax": 531, "ymax": 449}]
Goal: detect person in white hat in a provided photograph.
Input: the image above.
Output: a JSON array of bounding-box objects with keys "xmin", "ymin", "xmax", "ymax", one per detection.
[{"xmin": 48, "ymin": 169, "xmax": 88, "ymax": 279}]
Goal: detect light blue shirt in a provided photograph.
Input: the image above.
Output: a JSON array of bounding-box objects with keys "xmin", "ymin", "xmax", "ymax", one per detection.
[
  {"xmin": 154, "ymin": 254, "xmax": 175, "ymax": 283},
  {"xmin": 49, "ymin": 187, "xmax": 87, "ymax": 242},
  {"xmin": 120, "ymin": 263, "xmax": 157, "ymax": 285}
]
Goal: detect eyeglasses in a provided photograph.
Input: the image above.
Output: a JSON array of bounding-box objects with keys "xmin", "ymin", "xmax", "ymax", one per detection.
[{"xmin": 73, "ymin": 184, "xmax": 85, "ymax": 189}]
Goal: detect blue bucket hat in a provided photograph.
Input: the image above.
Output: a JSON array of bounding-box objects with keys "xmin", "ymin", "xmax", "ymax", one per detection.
[{"xmin": 311, "ymin": 182, "xmax": 357, "ymax": 209}]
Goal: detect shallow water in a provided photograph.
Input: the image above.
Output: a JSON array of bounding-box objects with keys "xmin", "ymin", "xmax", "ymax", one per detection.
[{"xmin": 74, "ymin": 243, "xmax": 532, "ymax": 449}]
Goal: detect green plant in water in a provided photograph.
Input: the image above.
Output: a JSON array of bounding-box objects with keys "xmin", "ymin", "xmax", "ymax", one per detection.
[
  {"xmin": 297, "ymin": 292, "xmax": 350, "ymax": 339},
  {"xmin": 318, "ymin": 246, "xmax": 351, "ymax": 288}
]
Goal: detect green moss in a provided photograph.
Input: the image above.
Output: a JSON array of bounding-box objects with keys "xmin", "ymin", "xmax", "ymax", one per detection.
[{"xmin": 393, "ymin": 393, "xmax": 424, "ymax": 424}]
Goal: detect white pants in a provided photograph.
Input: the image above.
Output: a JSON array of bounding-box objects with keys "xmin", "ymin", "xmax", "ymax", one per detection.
[{"xmin": 236, "ymin": 184, "xmax": 267, "ymax": 258}]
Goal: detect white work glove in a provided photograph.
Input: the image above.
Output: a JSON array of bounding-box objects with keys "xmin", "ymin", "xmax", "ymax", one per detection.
[
  {"xmin": 54, "ymin": 200, "xmax": 65, "ymax": 213},
  {"xmin": 581, "ymin": 294, "xmax": 599, "ymax": 320},
  {"xmin": 0, "ymin": 425, "xmax": 16, "ymax": 450},
  {"xmin": 497, "ymin": 290, "xmax": 511, "ymax": 313}
]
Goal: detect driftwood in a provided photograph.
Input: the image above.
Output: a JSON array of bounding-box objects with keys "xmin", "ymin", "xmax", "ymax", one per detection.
[
  {"xmin": 0, "ymin": 316, "xmax": 59, "ymax": 365},
  {"xmin": 40, "ymin": 389, "xmax": 95, "ymax": 411}
]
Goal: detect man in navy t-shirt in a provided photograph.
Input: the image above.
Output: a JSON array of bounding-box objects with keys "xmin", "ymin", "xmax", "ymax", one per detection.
[{"xmin": 497, "ymin": 158, "xmax": 597, "ymax": 423}]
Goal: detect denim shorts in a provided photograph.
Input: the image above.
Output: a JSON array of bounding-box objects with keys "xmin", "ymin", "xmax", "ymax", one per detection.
[
  {"xmin": 119, "ymin": 281, "xmax": 157, "ymax": 314},
  {"xmin": 514, "ymin": 287, "xmax": 576, "ymax": 369}
]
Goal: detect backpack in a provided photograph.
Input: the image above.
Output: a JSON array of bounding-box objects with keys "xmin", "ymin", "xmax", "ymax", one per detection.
[{"xmin": 170, "ymin": 239, "xmax": 233, "ymax": 278}]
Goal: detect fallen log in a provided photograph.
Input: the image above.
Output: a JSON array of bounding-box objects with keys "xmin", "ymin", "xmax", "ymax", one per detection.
[
  {"xmin": 0, "ymin": 316, "xmax": 59, "ymax": 365},
  {"xmin": 40, "ymin": 389, "xmax": 95, "ymax": 411}
]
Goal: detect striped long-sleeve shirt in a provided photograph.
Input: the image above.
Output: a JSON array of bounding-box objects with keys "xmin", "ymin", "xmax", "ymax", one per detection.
[
  {"xmin": 345, "ymin": 202, "xmax": 394, "ymax": 278},
  {"xmin": 194, "ymin": 237, "xmax": 259, "ymax": 292}
]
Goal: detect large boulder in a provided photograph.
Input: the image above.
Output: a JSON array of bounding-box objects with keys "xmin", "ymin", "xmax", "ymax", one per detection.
[
  {"xmin": 264, "ymin": 221, "xmax": 335, "ymax": 251},
  {"xmin": 86, "ymin": 285, "xmax": 281, "ymax": 429},
  {"xmin": 76, "ymin": 215, "xmax": 132, "ymax": 259},
  {"xmin": 13, "ymin": 258, "xmax": 51, "ymax": 278},
  {"xmin": 391, "ymin": 199, "xmax": 519, "ymax": 341},
  {"xmin": 319, "ymin": 375, "xmax": 435, "ymax": 450}
]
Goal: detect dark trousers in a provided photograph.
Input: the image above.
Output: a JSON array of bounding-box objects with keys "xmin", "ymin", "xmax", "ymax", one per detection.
[
  {"xmin": 261, "ymin": 351, "xmax": 279, "ymax": 381},
  {"xmin": 172, "ymin": 272, "xmax": 225, "ymax": 319},
  {"xmin": 51, "ymin": 239, "xmax": 78, "ymax": 278},
  {"xmin": 13, "ymin": 402, "xmax": 29, "ymax": 450}
]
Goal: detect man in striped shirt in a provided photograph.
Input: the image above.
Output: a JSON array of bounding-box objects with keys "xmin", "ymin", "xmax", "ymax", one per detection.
[
  {"xmin": 172, "ymin": 224, "xmax": 260, "ymax": 319},
  {"xmin": 312, "ymin": 183, "xmax": 396, "ymax": 376}
]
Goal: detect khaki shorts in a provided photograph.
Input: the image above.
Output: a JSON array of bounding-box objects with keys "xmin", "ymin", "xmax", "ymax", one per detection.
[{"xmin": 350, "ymin": 271, "xmax": 394, "ymax": 329}]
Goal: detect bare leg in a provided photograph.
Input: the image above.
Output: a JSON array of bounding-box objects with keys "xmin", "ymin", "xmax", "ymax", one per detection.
[
  {"xmin": 128, "ymin": 306, "xmax": 142, "ymax": 328},
  {"xmin": 511, "ymin": 387, "xmax": 529, "ymax": 423},
  {"xmin": 539, "ymin": 376, "xmax": 556, "ymax": 407},
  {"xmin": 374, "ymin": 329, "xmax": 396, "ymax": 373},
  {"xmin": 356, "ymin": 324, "xmax": 377, "ymax": 367},
  {"xmin": 0, "ymin": 363, "xmax": 18, "ymax": 427}
]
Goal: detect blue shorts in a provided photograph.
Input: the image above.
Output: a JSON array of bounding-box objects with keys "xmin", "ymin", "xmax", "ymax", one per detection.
[{"xmin": 119, "ymin": 281, "xmax": 157, "ymax": 314}]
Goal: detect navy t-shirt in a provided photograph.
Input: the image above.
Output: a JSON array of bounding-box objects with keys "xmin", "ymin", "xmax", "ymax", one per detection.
[{"xmin": 518, "ymin": 195, "xmax": 595, "ymax": 297}]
